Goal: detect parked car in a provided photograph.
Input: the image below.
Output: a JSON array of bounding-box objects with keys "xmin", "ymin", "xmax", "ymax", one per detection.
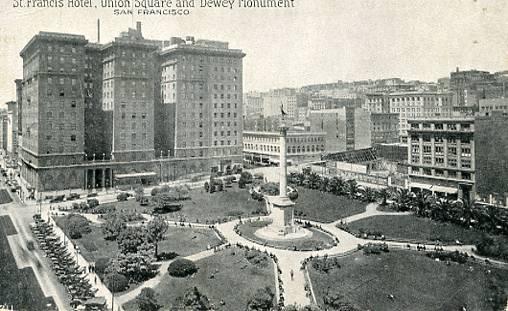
[
  {"xmin": 49, "ymin": 195, "xmax": 65, "ymax": 203},
  {"xmin": 67, "ymin": 193, "xmax": 80, "ymax": 201}
]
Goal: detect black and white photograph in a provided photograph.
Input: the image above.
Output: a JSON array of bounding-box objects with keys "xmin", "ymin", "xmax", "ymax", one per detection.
[{"xmin": 0, "ymin": 1, "xmax": 507, "ymax": 310}]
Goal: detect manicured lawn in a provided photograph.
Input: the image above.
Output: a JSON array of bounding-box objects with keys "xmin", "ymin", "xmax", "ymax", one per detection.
[
  {"xmin": 100, "ymin": 186, "xmax": 264, "ymax": 224},
  {"xmin": 308, "ymin": 250, "xmax": 508, "ymax": 311},
  {"xmin": 0, "ymin": 216, "xmax": 56, "ymax": 310},
  {"xmin": 55, "ymin": 216, "xmax": 223, "ymax": 262},
  {"xmin": 101, "ymin": 198, "xmax": 146, "ymax": 212},
  {"xmin": 173, "ymin": 186, "xmax": 265, "ymax": 223},
  {"xmin": 344, "ymin": 214, "xmax": 493, "ymax": 245},
  {"xmin": 294, "ymin": 187, "xmax": 367, "ymax": 223},
  {"xmin": 236, "ymin": 220, "xmax": 337, "ymax": 251},
  {"xmin": 54, "ymin": 216, "xmax": 119, "ymax": 263},
  {"xmin": 0, "ymin": 189, "xmax": 13, "ymax": 204},
  {"xmin": 157, "ymin": 226, "xmax": 224, "ymax": 257},
  {"xmin": 123, "ymin": 249, "xmax": 276, "ymax": 311}
]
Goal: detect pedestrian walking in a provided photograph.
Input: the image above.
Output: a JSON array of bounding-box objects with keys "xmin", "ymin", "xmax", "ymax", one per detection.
[
  {"xmin": 94, "ymin": 275, "xmax": 97, "ymax": 284},
  {"xmin": 290, "ymin": 269, "xmax": 294, "ymax": 281}
]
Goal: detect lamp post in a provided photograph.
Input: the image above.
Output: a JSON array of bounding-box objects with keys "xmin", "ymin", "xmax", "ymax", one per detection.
[{"xmin": 75, "ymin": 245, "xmax": 80, "ymax": 265}]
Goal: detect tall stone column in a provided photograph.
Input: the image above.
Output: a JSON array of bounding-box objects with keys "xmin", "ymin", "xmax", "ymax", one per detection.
[
  {"xmin": 279, "ymin": 125, "xmax": 288, "ymax": 198},
  {"xmin": 92, "ymin": 169, "xmax": 96, "ymax": 189},
  {"xmin": 101, "ymin": 169, "xmax": 106, "ymax": 189}
]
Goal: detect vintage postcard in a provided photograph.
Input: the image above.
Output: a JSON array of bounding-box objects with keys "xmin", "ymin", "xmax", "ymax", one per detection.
[{"xmin": 0, "ymin": 1, "xmax": 507, "ymax": 311}]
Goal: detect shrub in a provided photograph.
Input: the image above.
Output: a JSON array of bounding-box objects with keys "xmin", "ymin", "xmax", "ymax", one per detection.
[
  {"xmin": 475, "ymin": 234, "xmax": 508, "ymax": 261},
  {"xmin": 136, "ymin": 287, "xmax": 160, "ymax": 311},
  {"xmin": 251, "ymin": 191, "xmax": 264, "ymax": 201},
  {"xmin": 117, "ymin": 192, "xmax": 129, "ymax": 202},
  {"xmin": 95, "ymin": 257, "xmax": 111, "ymax": 276},
  {"xmin": 157, "ymin": 251, "xmax": 179, "ymax": 261},
  {"xmin": 151, "ymin": 187, "xmax": 160, "ymax": 197},
  {"xmin": 204, "ymin": 182, "xmax": 210, "ymax": 192},
  {"xmin": 87, "ymin": 198, "xmax": 99, "ymax": 209},
  {"xmin": 168, "ymin": 259, "xmax": 198, "ymax": 277},
  {"xmin": 362, "ymin": 243, "xmax": 389, "ymax": 255},
  {"xmin": 64, "ymin": 214, "xmax": 91, "ymax": 239},
  {"xmin": 93, "ymin": 204, "xmax": 116, "ymax": 214},
  {"xmin": 245, "ymin": 250, "xmax": 268, "ymax": 268},
  {"xmin": 104, "ymin": 272, "xmax": 128, "ymax": 293},
  {"xmin": 226, "ymin": 210, "xmax": 244, "ymax": 217},
  {"xmin": 247, "ymin": 286, "xmax": 274, "ymax": 311},
  {"xmin": 288, "ymin": 190, "xmax": 298, "ymax": 201}
]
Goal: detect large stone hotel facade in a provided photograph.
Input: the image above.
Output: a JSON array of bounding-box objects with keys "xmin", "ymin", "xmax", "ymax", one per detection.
[{"xmin": 18, "ymin": 23, "xmax": 245, "ymax": 192}]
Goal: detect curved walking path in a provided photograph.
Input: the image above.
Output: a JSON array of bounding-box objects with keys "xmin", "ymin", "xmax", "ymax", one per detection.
[
  {"xmin": 35, "ymin": 192, "xmax": 508, "ymax": 309},
  {"xmin": 114, "ymin": 248, "xmax": 219, "ymax": 307}
]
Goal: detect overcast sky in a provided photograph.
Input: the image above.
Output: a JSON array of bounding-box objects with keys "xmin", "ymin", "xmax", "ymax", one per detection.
[{"xmin": 0, "ymin": 0, "xmax": 507, "ymax": 105}]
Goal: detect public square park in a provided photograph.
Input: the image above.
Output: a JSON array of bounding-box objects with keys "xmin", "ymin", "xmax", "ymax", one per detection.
[{"xmin": 1, "ymin": 168, "xmax": 508, "ymax": 311}]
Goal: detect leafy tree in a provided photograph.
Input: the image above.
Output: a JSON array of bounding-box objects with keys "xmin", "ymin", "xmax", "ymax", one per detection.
[
  {"xmin": 104, "ymin": 272, "xmax": 128, "ymax": 293},
  {"xmin": 135, "ymin": 186, "xmax": 145, "ymax": 202},
  {"xmin": 177, "ymin": 287, "xmax": 211, "ymax": 311},
  {"xmin": 152, "ymin": 192, "xmax": 181, "ymax": 213},
  {"xmin": 136, "ymin": 288, "xmax": 160, "ymax": 311},
  {"xmin": 146, "ymin": 216, "xmax": 169, "ymax": 258},
  {"xmin": 247, "ymin": 286, "xmax": 274, "ymax": 311},
  {"xmin": 102, "ymin": 212, "xmax": 127, "ymax": 240},
  {"xmin": 65, "ymin": 213, "xmax": 91, "ymax": 239},
  {"xmin": 117, "ymin": 226, "xmax": 148, "ymax": 254},
  {"xmin": 116, "ymin": 242, "xmax": 157, "ymax": 282},
  {"xmin": 239, "ymin": 171, "xmax": 253, "ymax": 188},
  {"xmin": 168, "ymin": 259, "xmax": 198, "ymax": 277}
]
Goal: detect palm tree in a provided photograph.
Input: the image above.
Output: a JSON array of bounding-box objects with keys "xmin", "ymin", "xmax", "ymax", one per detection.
[
  {"xmin": 306, "ymin": 172, "xmax": 322, "ymax": 190},
  {"xmin": 345, "ymin": 179, "xmax": 358, "ymax": 199},
  {"xmin": 377, "ymin": 188, "xmax": 391, "ymax": 206},
  {"xmin": 413, "ymin": 191, "xmax": 435, "ymax": 217},
  {"xmin": 319, "ymin": 177, "xmax": 330, "ymax": 192},
  {"xmin": 360, "ymin": 187, "xmax": 378, "ymax": 203},
  {"xmin": 393, "ymin": 188, "xmax": 414, "ymax": 211}
]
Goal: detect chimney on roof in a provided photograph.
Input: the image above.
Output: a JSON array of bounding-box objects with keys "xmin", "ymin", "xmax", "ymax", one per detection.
[{"xmin": 136, "ymin": 21, "xmax": 142, "ymax": 34}]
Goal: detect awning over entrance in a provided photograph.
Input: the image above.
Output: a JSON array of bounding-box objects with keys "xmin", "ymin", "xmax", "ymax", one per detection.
[
  {"xmin": 409, "ymin": 182, "xmax": 458, "ymax": 194},
  {"xmin": 115, "ymin": 172, "xmax": 157, "ymax": 179}
]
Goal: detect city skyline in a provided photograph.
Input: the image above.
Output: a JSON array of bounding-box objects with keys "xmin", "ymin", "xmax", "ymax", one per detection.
[{"xmin": 1, "ymin": 0, "xmax": 508, "ymax": 106}]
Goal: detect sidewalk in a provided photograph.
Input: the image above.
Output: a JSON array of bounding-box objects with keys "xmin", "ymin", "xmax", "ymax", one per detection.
[{"xmin": 48, "ymin": 215, "xmax": 121, "ymax": 311}]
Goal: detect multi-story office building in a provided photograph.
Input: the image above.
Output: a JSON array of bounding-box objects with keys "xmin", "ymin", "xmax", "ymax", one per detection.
[
  {"xmin": 18, "ymin": 23, "xmax": 245, "ymax": 193},
  {"xmin": 308, "ymin": 107, "xmax": 371, "ymax": 153},
  {"xmin": 363, "ymin": 93, "xmax": 390, "ymax": 113},
  {"xmin": 479, "ymin": 98, "xmax": 508, "ymax": 115},
  {"xmin": 244, "ymin": 91, "xmax": 264, "ymax": 118},
  {"xmin": 388, "ymin": 92, "xmax": 453, "ymax": 142},
  {"xmin": 450, "ymin": 68, "xmax": 497, "ymax": 109},
  {"xmin": 243, "ymin": 130, "xmax": 325, "ymax": 165},
  {"xmin": 370, "ymin": 113, "xmax": 399, "ymax": 145},
  {"xmin": 262, "ymin": 88, "xmax": 308, "ymax": 121},
  {"xmin": 5, "ymin": 101, "xmax": 18, "ymax": 158},
  {"xmin": 474, "ymin": 112, "xmax": 508, "ymax": 206},
  {"xmin": 407, "ymin": 117, "xmax": 475, "ymax": 201}
]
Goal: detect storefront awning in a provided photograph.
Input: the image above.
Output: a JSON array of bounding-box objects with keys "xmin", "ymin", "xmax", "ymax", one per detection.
[
  {"xmin": 409, "ymin": 182, "xmax": 458, "ymax": 194},
  {"xmin": 115, "ymin": 172, "xmax": 157, "ymax": 179}
]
